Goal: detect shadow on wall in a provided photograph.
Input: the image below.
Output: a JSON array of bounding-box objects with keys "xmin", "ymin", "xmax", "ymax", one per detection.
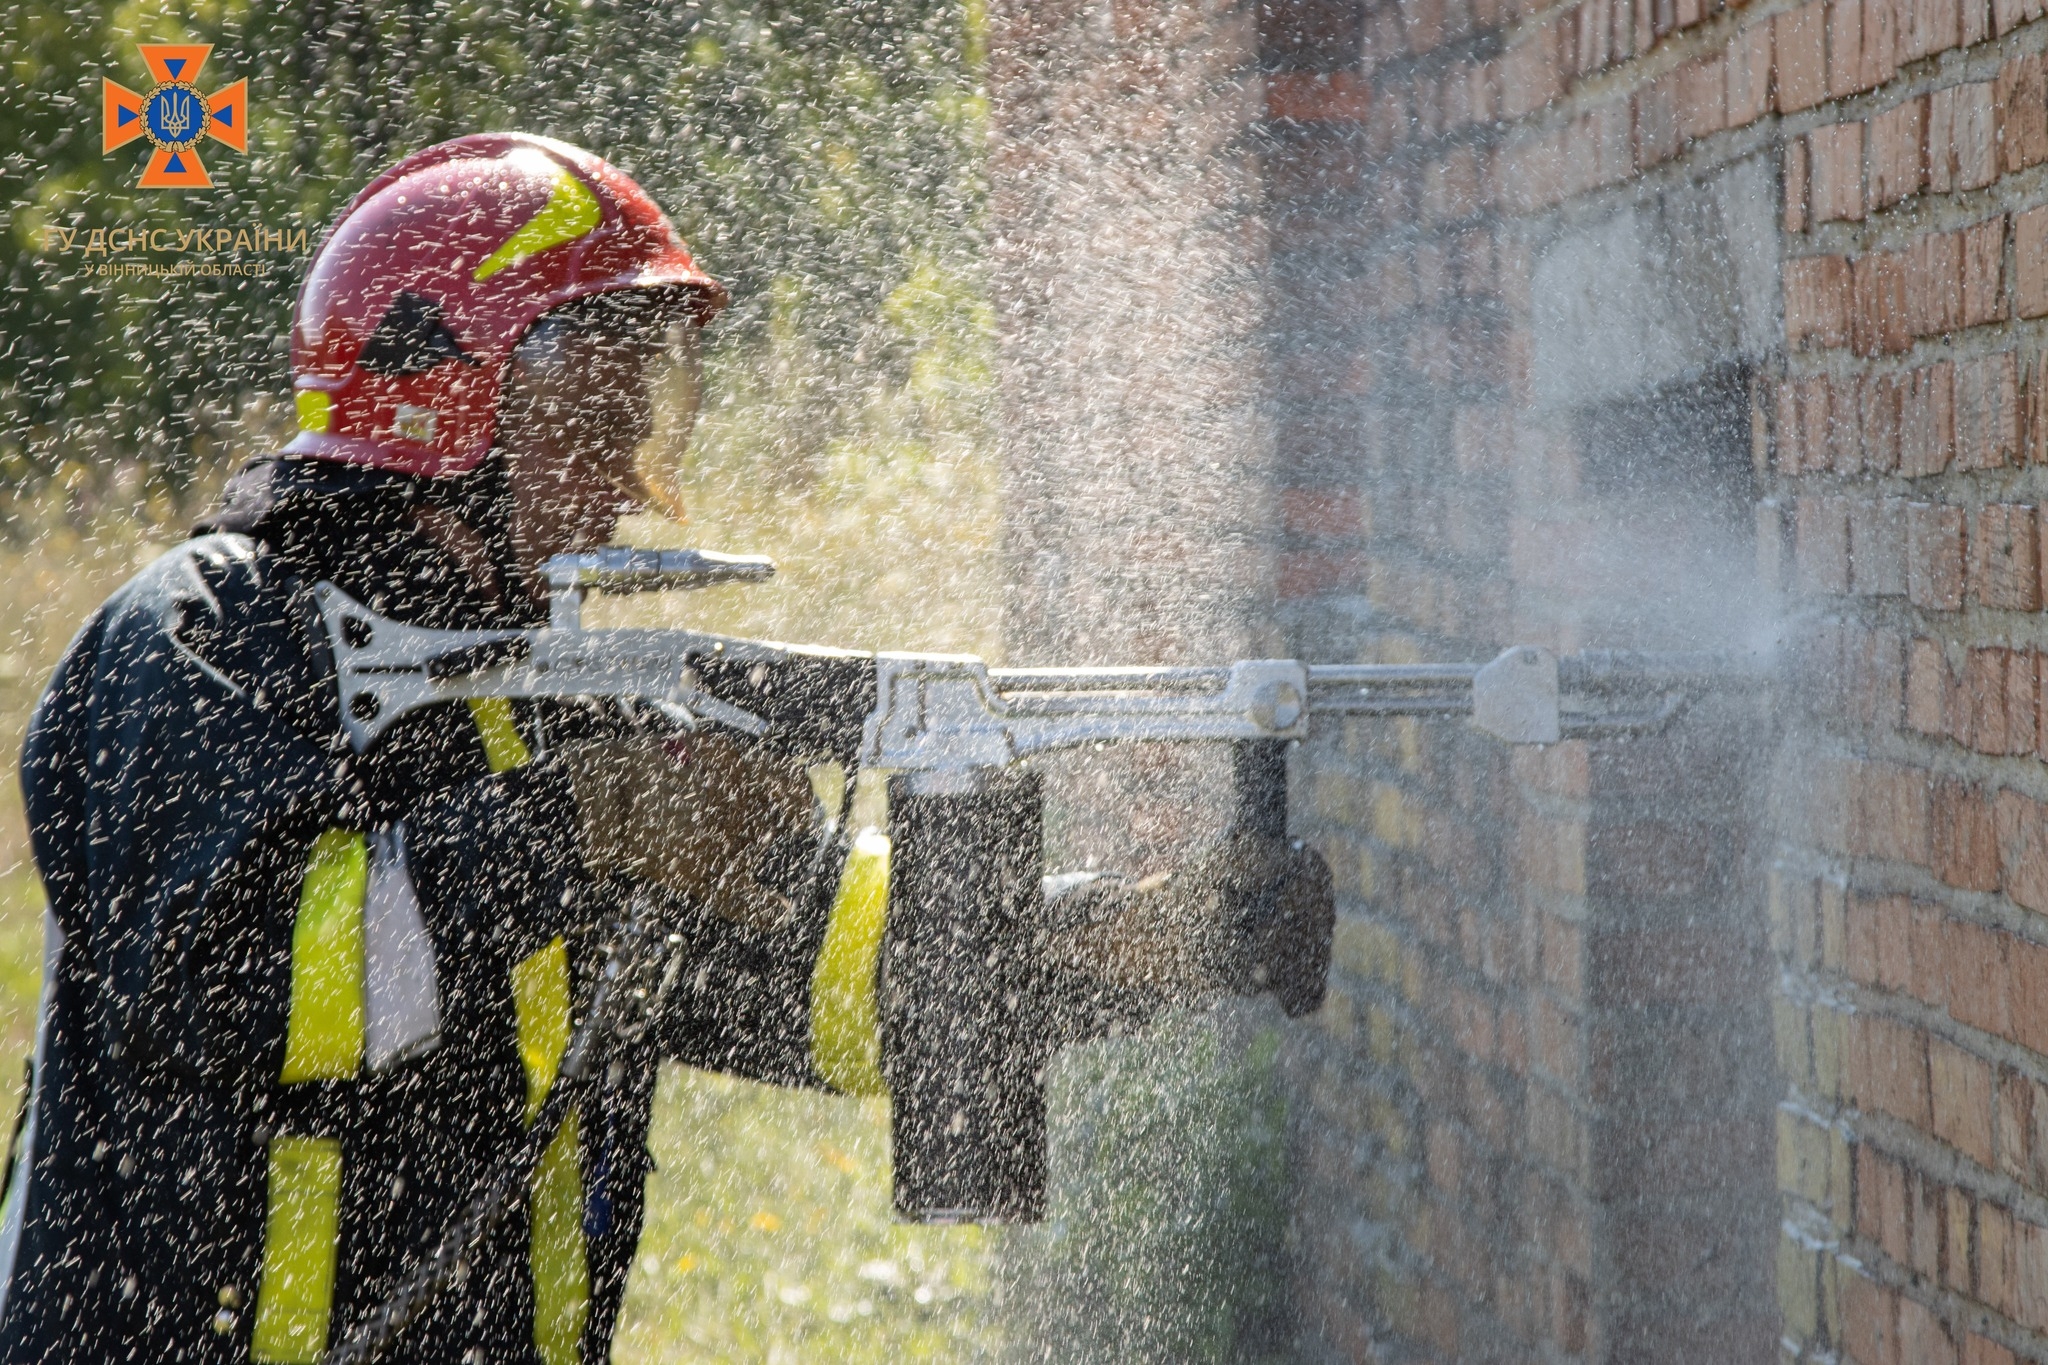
[
  {"xmin": 1527, "ymin": 153, "xmax": 1784, "ymax": 656},
  {"xmin": 1523, "ymin": 151, "xmax": 1786, "ymax": 1360}
]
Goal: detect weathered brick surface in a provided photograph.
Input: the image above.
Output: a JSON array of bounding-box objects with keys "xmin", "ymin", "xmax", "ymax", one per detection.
[{"xmin": 986, "ymin": 0, "xmax": 2048, "ymax": 1358}]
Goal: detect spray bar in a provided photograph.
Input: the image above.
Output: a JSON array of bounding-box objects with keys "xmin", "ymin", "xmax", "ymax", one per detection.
[{"xmin": 316, "ymin": 550, "xmax": 1767, "ymax": 762}]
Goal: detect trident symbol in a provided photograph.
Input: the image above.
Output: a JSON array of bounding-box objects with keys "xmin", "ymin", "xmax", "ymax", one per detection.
[{"xmin": 158, "ymin": 89, "xmax": 194, "ymax": 142}]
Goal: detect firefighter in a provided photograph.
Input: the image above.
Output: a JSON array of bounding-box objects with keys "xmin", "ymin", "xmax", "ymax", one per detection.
[{"xmin": 4, "ymin": 132, "xmax": 1332, "ymax": 1364}]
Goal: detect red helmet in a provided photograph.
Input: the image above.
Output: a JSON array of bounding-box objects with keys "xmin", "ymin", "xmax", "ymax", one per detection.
[{"xmin": 283, "ymin": 132, "xmax": 726, "ymax": 477}]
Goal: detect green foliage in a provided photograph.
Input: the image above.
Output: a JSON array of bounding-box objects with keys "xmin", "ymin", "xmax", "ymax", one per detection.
[{"xmin": 0, "ymin": 0, "xmax": 987, "ymax": 504}]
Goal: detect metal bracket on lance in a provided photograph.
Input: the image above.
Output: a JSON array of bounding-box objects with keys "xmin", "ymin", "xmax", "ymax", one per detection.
[{"xmin": 542, "ymin": 548, "xmax": 776, "ymax": 629}]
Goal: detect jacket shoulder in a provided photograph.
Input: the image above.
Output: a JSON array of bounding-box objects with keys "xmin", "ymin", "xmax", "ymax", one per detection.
[{"xmin": 96, "ymin": 533, "xmax": 340, "ymax": 745}]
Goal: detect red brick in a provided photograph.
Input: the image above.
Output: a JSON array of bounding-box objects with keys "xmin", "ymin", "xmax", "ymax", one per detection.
[
  {"xmin": 1948, "ymin": 920, "xmax": 2012, "ymax": 1040},
  {"xmin": 1855, "ymin": 760, "xmax": 1932, "ymax": 864},
  {"xmin": 2008, "ymin": 934, "xmax": 2048, "ymax": 1056},
  {"xmin": 1675, "ymin": 56, "xmax": 1724, "ymax": 142},
  {"xmin": 1964, "ymin": 1331, "xmax": 2018, "ymax": 1365},
  {"xmin": 1865, "ymin": 891, "xmax": 1914, "ymax": 990},
  {"xmin": 1904, "ymin": 0, "xmax": 1961, "ymax": 58},
  {"xmin": 1575, "ymin": 0, "xmax": 1612, "ymax": 73},
  {"xmin": 1965, "ymin": 0, "xmax": 1993, "ymax": 46},
  {"xmin": 1957, "ymin": 360, "xmax": 2020, "ymax": 472},
  {"xmin": 1726, "ymin": 21, "xmax": 1773, "ymax": 127},
  {"xmin": 1898, "ymin": 1294, "xmax": 1959, "ymax": 1365},
  {"xmin": 2009, "ymin": 651, "xmax": 2040, "ymax": 755},
  {"xmin": 1961, "ymin": 217, "xmax": 2010, "ymax": 328},
  {"xmin": 2019, "ymin": 1220, "xmax": 2048, "ymax": 1331},
  {"xmin": 1971, "ymin": 503, "xmax": 2039, "ymax": 609},
  {"xmin": 1932, "ymin": 1037, "xmax": 1996, "ymax": 1166},
  {"xmin": 2032, "ymin": 359, "xmax": 2048, "ymax": 465},
  {"xmin": 1908, "ymin": 230, "xmax": 1962, "ymax": 338},
  {"xmin": 1996, "ymin": 789, "xmax": 2048, "ymax": 916},
  {"xmin": 1996, "ymin": 1075, "xmax": 2033, "ymax": 1193},
  {"xmin": 1857, "ymin": 1145, "xmax": 1913, "ymax": 1269},
  {"xmin": 1267, "ymin": 71, "xmax": 1375, "ymax": 122},
  {"xmin": 1910, "ymin": 899, "xmax": 1948, "ymax": 1006},
  {"xmin": 1786, "ymin": 255, "xmax": 1852, "ymax": 349},
  {"xmin": 1947, "ymin": 1185, "xmax": 1976, "ymax": 1293},
  {"xmin": 1901, "ymin": 363, "xmax": 1956, "ymax": 475},
  {"xmin": 1930, "ymin": 83, "xmax": 2000, "ymax": 193},
  {"xmin": 1870, "ymin": 97, "xmax": 1927, "ymax": 209},
  {"xmin": 1282, "ymin": 487, "xmax": 1366, "ymax": 539},
  {"xmin": 1964, "ymin": 648, "xmax": 2011, "ymax": 752},
  {"xmin": 2014, "ymin": 209, "xmax": 2048, "ymax": 319},
  {"xmin": 1634, "ymin": 75, "xmax": 1680, "ymax": 167},
  {"xmin": 1799, "ymin": 375, "xmax": 1836, "ymax": 473},
  {"xmin": 1908, "ymin": 502, "xmax": 1966, "ymax": 608},
  {"xmin": 1863, "ymin": 372, "xmax": 1904, "ymax": 473},
  {"xmin": 1829, "ymin": 0, "xmax": 1869, "ymax": 96},
  {"xmin": 1994, "ymin": 0, "xmax": 2045, "ymax": 33},
  {"xmin": 1775, "ymin": 378, "xmax": 1807, "ymax": 470},
  {"xmin": 1935, "ymin": 779, "xmax": 2002, "ymax": 892},
  {"xmin": 1797, "ymin": 495, "xmax": 1851, "ymax": 595},
  {"xmin": 1811, "ymin": 124, "xmax": 1865, "ymax": 222},
  {"xmin": 1859, "ymin": 1010, "xmax": 1934, "ymax": 1124},
  {"xmin": 1847, "ymin": 892, "xmax": 1885, "ymax": 984},
  {"xmin": 1907, "ymin": 638, "xmax": 1952, "ymax": 735},
  {"xmin": 1775, "ymin": 1, "xmax": 1828, "ymax": 112},
  {"xmin": 2000, "ymin": 55, "xmax": 2048, "ymax": 174},
  {"xmin": 1498, "ymin": 24, "xmax": 1564, "ymax": 118},
  {"xmin": 1910, "ymin": 1174, "xmax": 1945, "ymax": 1284},
  {"xmin": 1850, "ymin": 497, "xmax": 1906, "ymax": 594},
  {"xmin": 1979, "ymin": 1201, "xmax": 2018, "ymax": 1317},
  {"xmin": 1854, "ymin": 251, "xmax": 1910, "ymax": 355},
  {"xmin": 1859, "ymin": 0, "xmax": 1899, "ymax": 90}
]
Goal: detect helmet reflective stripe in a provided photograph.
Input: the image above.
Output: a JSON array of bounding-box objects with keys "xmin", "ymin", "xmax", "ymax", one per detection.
[
  {"xmin": 250, "ymin": 1136, "xmax": 344, "ymax": 1364},
  {"xmin": 513, "ymin": 938, "xmax": 589, "ymax": 1364},
  {"xmin": 809, "ymin": 831, "xmax": 892, "ymax": 1096},
  {"xmin": 280, "ymin": 829, "xmax": 368, "ymax": 1084},
  {"xmin": 474, "ymin": 166, "xmax": 603, "ymax": 283}
]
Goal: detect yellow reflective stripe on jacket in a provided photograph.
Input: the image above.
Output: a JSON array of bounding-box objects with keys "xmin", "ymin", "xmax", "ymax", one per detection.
[
  {"xmin": 530, "ymin": 1109, "xmax": 589, "ymax": 1365},
  {"xmin": 808, "ymin": 830, "xmax": 892, "ymax": 1096},
  {"xmin": 512, "ymin": 937, "xmax": 588, "ymax": 1363},
  {"xmin": 467, "ymin": 696, "xmax": 532, "ymax": 773},
  {"xmin": 280, "ymin": 829, "xmax": 368, "ymax": 1084},
  {"xmin": 512, "ymin": 937, "xmax": 571, "ymax": 1123},
  {"xmin": 250, "ymin": 1136, "xmax": 343, "ymax": 1364}
]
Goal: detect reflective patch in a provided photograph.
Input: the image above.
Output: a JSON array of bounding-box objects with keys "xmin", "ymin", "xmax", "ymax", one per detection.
[
  {"xmin": 472, "ymin": 168, "xmax": 602, "ymax": 283},
  {"xmin": 364, "ymin": 823, "xmax": 442, "ymax": 1071},
  {"xmin": 808, "ymin": 830, "xmax": 892, "ymax": 1096},
  {"xmin": 467, "ymin": 696, "xmax": 532, "ymax": 773},
  {"xmin": 280, "ymin": 829, "xmax": 367, "ymax": 1084},
  {"xmin": 294, "ymin": 390, "xmax": 330, "ymax": 433},
  {"xmin": 529, "ymin": 1110, "xmax": 589, "ymax": 1365},
  {"xmin": 250, "ymin": 1136, "xmax": 343, "ymax": 1364},
  {"xmin": 512, "ymin": 937, "xmax": 570, "ymax": 1124}
]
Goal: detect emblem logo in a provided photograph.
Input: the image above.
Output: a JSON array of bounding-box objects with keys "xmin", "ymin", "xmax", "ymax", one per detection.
[{"xmin": 102, "ymin": 44, "xmax": 247, "ymax": 189}]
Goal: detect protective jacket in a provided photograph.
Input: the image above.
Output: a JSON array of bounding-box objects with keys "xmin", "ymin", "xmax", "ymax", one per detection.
[{"xmin": 2, "ymin": 460, "xmax": 828, "ymax": 1365}]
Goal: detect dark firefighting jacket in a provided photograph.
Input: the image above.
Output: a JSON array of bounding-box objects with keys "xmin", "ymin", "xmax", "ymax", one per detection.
[{"xmin": 1, "ymin": 510, "xmax": 841, "ymax": 1364}]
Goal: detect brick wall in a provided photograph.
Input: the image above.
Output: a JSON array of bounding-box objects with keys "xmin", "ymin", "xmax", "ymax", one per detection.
[{"xmin": 986, "ymin": 0, "xmax": 2048, "ymax": 1358}]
